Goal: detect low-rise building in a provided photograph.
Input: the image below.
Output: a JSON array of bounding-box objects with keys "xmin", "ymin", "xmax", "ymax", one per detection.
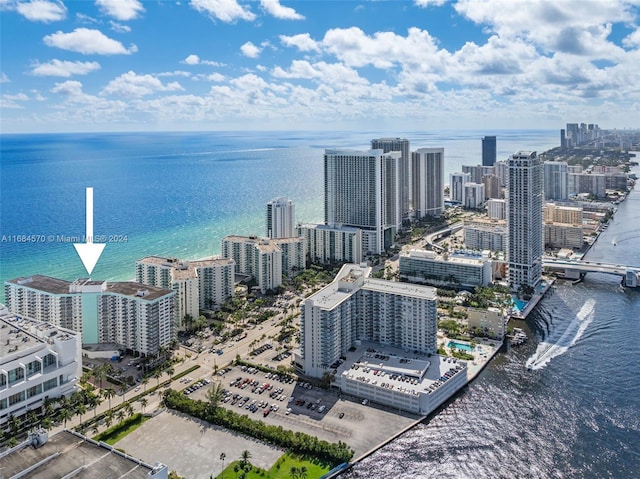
[
  {"xmin": 466, "ymin": 307, "xmax": 505, "ymax": 339},
  {"xmin": 0, "ymin": 307, "xmax": 82, "ymax": 427},
  {"xmin": 464, "ymin": 220, "xmax": 506, "ymax": 252},
  {"xmin": 399, "ymin": 249, "xmax": 493, "ymax": 288}
]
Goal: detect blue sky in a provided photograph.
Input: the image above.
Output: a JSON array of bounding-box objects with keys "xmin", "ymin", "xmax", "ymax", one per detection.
[{"xmin": 1, "ymin": 0, "xmax": 639, "ymax": 133}]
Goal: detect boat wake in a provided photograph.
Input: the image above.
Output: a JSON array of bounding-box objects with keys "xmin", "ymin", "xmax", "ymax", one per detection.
[{"xmin": 526, "ymin": 299, "xmax": 596, "ymax": 371}]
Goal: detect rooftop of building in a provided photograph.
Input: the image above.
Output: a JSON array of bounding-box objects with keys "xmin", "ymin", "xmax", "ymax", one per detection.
[
  {"xmin": 0, "ymin": 308, "xmax": 78, "ymax": 361},
  {"xmin": 362, "ymin": 278, "xmax": 437, "ymax": 300},
  {"xmin": 298, "ymin": 223, "xmax": 361, "ymax": 232},
  {"xmin": 0, "ymin": 429, "xmax": 165, "ymax": 479},
  {"xmin": 306, "ymin": 264, "xmax": 371, "ymax": 310},
  {"xmin": 5, "ymin": 274, "xmax": 72, "ymax": 294},
  {"xmin": 401, "ymin": 249, "xmax": 490, "ymax": 264},
  {"xmin": 105, "ymin": 282, "xmax": 174, "ymax": 301},
  {"xmin": 336, "ymin": 340, "xmax": 467, "ymax": 397}
]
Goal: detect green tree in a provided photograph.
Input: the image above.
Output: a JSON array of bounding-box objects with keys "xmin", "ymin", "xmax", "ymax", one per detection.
[
  {"xmin": 103, "ymin": 386, "xmax": 116, "ymax": 409},
  {"xmin": 59, "ymin": 407, "xmax": 73, "ymax": 428},
  {"xmin": 206, "ymin": 382, "xmax": 225, "ymax": 413},
  {"xmin": 75, "ymin": 402, "xmax": 87, "ymax": 424},
  {"xmin": 240, "ymin": 450, "xmax": 251, "ymax": 469},
  {"xmin": 140, "ymin": 397, "xmax": 148, "ymax": 413},
  {"xmin": 299, "ymin": 466, "xmax": 308, "ymax": 479},
  {"xmin": 153, "ymin": 370, "xmax": 162, "ymax": 388},
  {"xmin": 119, "ymin": 383, "xmax": 128, "ymax": 404},
  {"xmin": 290, "ymin": 466, "xmax": 299, "ymax": 479},
  {"xmin": 142, "ymin": 377, "xmax": 150, "ymax": 393}
]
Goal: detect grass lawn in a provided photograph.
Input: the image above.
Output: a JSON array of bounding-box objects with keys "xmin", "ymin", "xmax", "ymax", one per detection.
[
  {"xmin": 215, "ymin": 453, "xmax": 332, "ymax": 479},
  {"xmin": 93, "ymin": 413, "xmax": 150, "ymax": 445}
]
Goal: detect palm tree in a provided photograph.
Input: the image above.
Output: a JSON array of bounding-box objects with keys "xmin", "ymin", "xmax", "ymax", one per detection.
[
  {"xmin": 153, "ymin": 370, "xmax": 162, "ymax": 388},
  {"xmin": 41, "ymin": 416, "xmax": 53, "ymax": 431},
  {"xmin": 103, "ymin": 386, "xmax": 116, "ymax": 409},
  {"xmin": 142, "ymin": 377, "xmax": 149, "ymax": 393},
  {"xmin": 119, "ymin": 383, "xmax": 128, "ymax": 404},
  {"xmin": 219, "ymin": 452, "xmax": 226, "ymax": 477},
  {"xmin": 299, "ymin": 466, "xmax": 308, "ymax": 479},
  {"xmin": 166, "ymin": 366, "xmax": 175, "ymax": 382},
  {"xmin": 140, "ymin": 397, "xmax": 148, "ymax": 413},
  {"xmin": 75, "ymin": 402, "xmax": 87, "ymax": 425},
  {"xmin": 116, "ymin": 409, "xmax": 125, "ymax": 423},
  {"xmin": 88, "ymin": 393, "xmax": 100, "ymax": 418},
  {"xmin": 240, "ymin": 450, "xmax": 251, "ymax": 469},
  {"xmin": 124, "ymin": 401, "xmax": 134, "ymax": 418},
  {"xmin": 289, "ymin": 466, "xmax": 299, "ymax": 479},
  {"xmin": 105, "ymin": 410, "xmax": 114, "ymax": 428},
  {"xmin": 59, "ymin": 407, "xmax": 73, "ymax": 428},
  {"xmin": 206, "ymin": 382, "xmax": 225, "ymax": 413}
]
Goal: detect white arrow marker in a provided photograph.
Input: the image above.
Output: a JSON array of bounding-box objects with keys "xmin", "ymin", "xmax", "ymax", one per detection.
[{"xmin": 73, "ymin": 187, "xmax": 106, "ymax": 275}]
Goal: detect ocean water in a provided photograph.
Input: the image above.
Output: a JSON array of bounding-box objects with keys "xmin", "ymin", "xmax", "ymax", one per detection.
[{"xmin": 0, "ymin": 129, "xmax": 557, "ymax": 292}]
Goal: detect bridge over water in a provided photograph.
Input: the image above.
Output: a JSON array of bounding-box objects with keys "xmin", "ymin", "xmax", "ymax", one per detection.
[{"xmin": 543, "ymin": 257, "xmax": 640, "ymax": 287}]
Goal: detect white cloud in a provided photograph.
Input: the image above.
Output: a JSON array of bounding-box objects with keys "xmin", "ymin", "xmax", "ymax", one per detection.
[
  {"xmin": 110, "ymin": 20, "xmax": 131, "ymax": 33},
  {"xmin": 4, "ymin": 92, "xmax": 30, "ymax": 101},
  {"xmin": 43, "ymin": 28, "xmax": 137, "ymax": 54},
  {"xmin": 0, "ymin": 72, "xmax": 9, "ymax": 83},
  {"xmin": 16, "ymin": 0, "xmax": 66, "ymax": 22},
  {"xmin": 76, "ymin": 12, "xmax": 100, "ymax": 24},
  {"xmin": 182, "ymin": 54, "xmax": 225, "ymax": 66},
  {"xmin": 279, "ymin": 33, "xmax": 320, "ymax": 52},
  {"xmin": 51, "ymin": 80, "xmax": 85, "ymax": 96},
  {"xmin": 190, "ymin": 0, "xmax": 255, "ymax": 22},
  {"xmin": 241, "ymin": 41, "xmax": 261, "ymax": 58},
  {"xmin": 96, "ymin": 0, "xmax": 144, "ymax": 21},
  {"xmin": 414, "ymin": 0, "xmax": 447, "ymax": 7},
  {"xmin": 259, "ymin": 0, "xmax": 304, "ymax": 20},
  {"xmin": 623, "ymin": 27, "xmax": 640, "ymax": 48},
  {"xmin": 102, "ymin": 71, "xmax": 185, "ymax": 97},
  {"xmin": 31, "ymin": 59, "xmax": 101, "ymax": 77},
  {"xmin": 157, "ymin": 70, "xmax": 192, "ymax": 78},
  {"xmin": 272, "ymin": 60, "xmax": 369, "ymax": 86}
]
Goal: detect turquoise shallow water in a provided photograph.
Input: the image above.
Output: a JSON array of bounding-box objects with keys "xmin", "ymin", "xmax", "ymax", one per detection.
[{"xmin": 0, "ymin": 129, "xmax": 558, "ymax": 298}]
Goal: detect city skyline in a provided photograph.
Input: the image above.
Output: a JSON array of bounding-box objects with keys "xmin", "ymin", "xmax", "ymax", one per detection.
[{"xmin": 1, "ymin": 0, "xmax": 639, "ymax": 133}]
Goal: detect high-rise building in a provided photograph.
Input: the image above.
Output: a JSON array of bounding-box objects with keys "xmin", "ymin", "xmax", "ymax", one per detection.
[
  {"xmin": 136, "ymin": 256, "xmax": 235, "ymax": 326},
  {"xmin": 482, "ymin": 136, "xmax": 497, "ymax": 166},
  {"xmin": 450, "ymin": 172, "xmax": 471, "ymax": 204},
  {"xmin": 297, "ymin": 223, "xmax": 362, "ymax": 265},
  {"xmin": 371, "ymin": 138, "xmax": 411, "ymax": 217},
  {"xmin": 544, "ymin": 161, "xmax": 569, "ymax": 200},
  {"xmin": 4, "ymin": 276, "xmax": 175, "ymax": 356},
  {"xmin": 300, "ymin": 264, "xmax": 438, "ymax": 378},
  {"xmin": 412, "ymin": 148, "xmax": 445, "ymax": 218},
  {"xmin": 482, "ymin": 174, "xmax": 501, "ymax": 200},
  {"xmin": 221, "ymin": 236, "xmax": 283, "ymax": 294},
  {"xmin": 487, "ymin": 198, "xmax": 507, "ymax": 220},
  {"xmin": 324, "ymin": 149, "xmax": 401, "ymax": 255},
  {"xmin": 464, "ymin": 182, "xmax": 485, "ymax": 209},
  {"xmin": 266, "ymin": 196, "xmax": 296, "ymax": 239},
  {"xmin": 507, "ymin": 151, "xmax": 543, "ymax": 292},
  {"xmin": 0, "ymin": 307, "xmax": 82, "ymax": 428}
]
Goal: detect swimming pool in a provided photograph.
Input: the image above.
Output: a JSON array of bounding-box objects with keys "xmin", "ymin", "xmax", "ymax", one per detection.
[{"xmin": 447, "ymin": 340, "xmax": 474, "ymax": 352}]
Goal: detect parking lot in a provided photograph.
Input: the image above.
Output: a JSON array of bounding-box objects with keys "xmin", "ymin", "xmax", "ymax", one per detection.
[{"xmin": 183, "ymin": 365, "xmax": 421, "ymax": 458}]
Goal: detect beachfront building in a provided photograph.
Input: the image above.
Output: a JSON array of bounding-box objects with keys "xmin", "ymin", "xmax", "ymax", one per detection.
[
  {"xmin": 399, "ymin": 249, "xmax": 493, "ymax": 289},
  {"xmin": 266, "ymin": 196, "xmax": 296, "ymax": 239},
  {"xmin": 4, "ymin": 276, "xmax": 175, "ymax": 356},
  {"xmin": 482, "ymin": 136, "xmax": 497, "ymax": 166},
  {"xmin": 297, "ymin": 223, "xmax": 362, "ymax": 265},
  {"xmin": 450, "ymin": 172, "xmax": 471, "ymax": 204},
  {"xmin": 0, "ymin": 307, "xmax": 82, "ymax": 428},
  {"xmin": 412, "ymin": 148, "xmax": 445, "ymax": 218},
  {"xmin": 136, "ymin": 256, "xmax": 235, "ymax": 327},
  {"xmin": 324, "ymin": 149, "xmax": 401, "ymax": 256},
  {"xmin": 464, "ymin": 182, "xmax": 485, "ymax": 209},
  {"xmin": 507, "ymin": 151, "xmax": 544, "ymax": 292},
  {"xmin": 299, "ymin": 264, "xmax": 438, "ymax": 379},
  {"xmin": 273, "ymin": 237, "xmax": 306, "ymax": 278},
  {"xmin": 371, "ymin": 137, "xmax": 411, "ymax": 218}
]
